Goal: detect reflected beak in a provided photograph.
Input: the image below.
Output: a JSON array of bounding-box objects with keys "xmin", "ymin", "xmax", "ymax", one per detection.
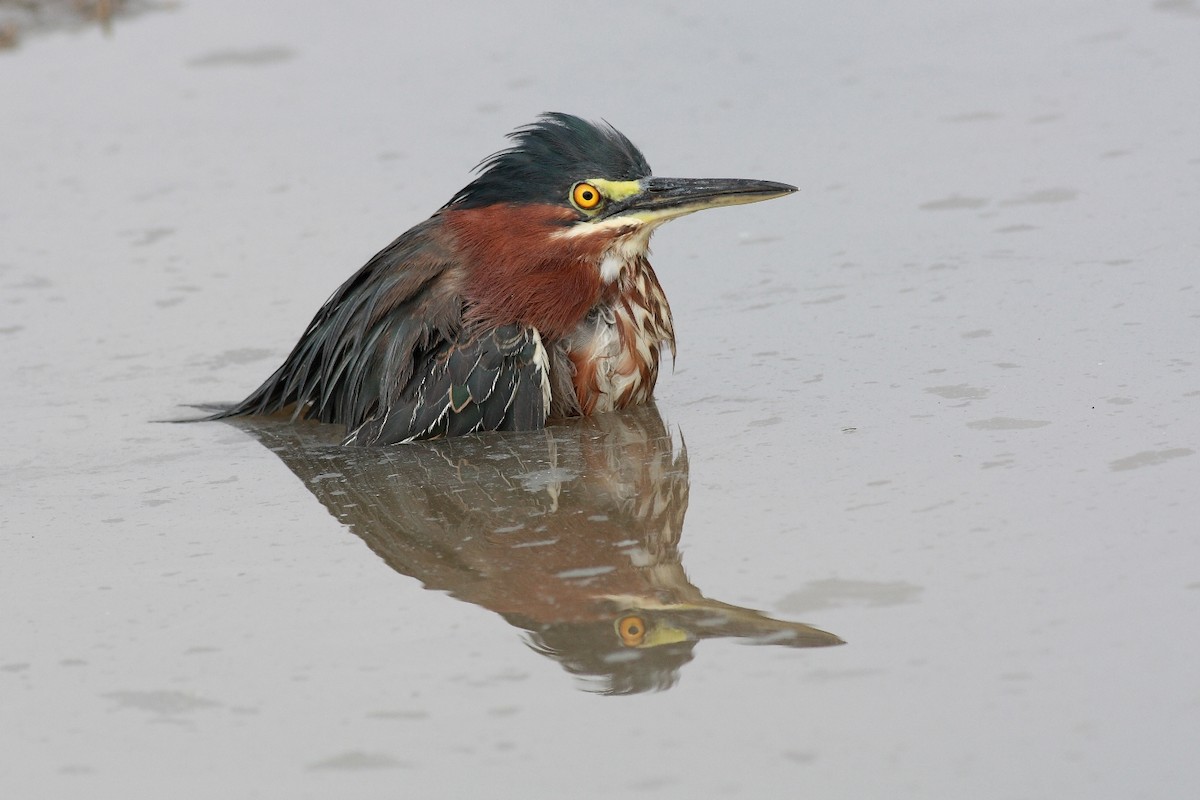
[
  {"xmin": 671, "ymin": 603, "xmax": 845, "ymax": 648},
  {"xmin": 610, "ymin": 597, "xmax": 843, "ymax": 650},
  {"xmin": 602, "ymin": 177, "xmax": 798, "ymax": 224}
]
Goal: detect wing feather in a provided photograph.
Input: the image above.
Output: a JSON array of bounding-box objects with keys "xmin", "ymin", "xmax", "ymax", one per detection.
[
  {"xmin": 215, "ymin": 216, "xmax": 561, "ymax": 444},
  {"xmin": 344, "ymin": 324, "xmax": 550, "ymax": 445},
  {"xmin": 213, "ymin": 218, "xmax": 460, "ymax": 429}
]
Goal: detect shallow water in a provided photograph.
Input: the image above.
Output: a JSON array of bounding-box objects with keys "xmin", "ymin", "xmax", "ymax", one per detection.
[{"xmin": 3, "ymin": 1, "xmax": 1199, "ymax": 797}]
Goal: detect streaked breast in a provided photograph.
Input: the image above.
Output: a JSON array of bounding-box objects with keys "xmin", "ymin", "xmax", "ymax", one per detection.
[{"xmin": 564, "ymin": 258, "xmax": 675, "ymax": 415}]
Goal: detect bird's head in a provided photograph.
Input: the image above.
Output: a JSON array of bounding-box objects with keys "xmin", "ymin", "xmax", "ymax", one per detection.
[{"xmin": 441, "ymin": 113, "xmax": 796, "ymax": 338}]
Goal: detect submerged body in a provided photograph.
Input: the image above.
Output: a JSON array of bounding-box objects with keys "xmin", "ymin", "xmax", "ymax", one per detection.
[{"xmin": 215, "ymin": 114, "xmax": 794, "ymax": 444}]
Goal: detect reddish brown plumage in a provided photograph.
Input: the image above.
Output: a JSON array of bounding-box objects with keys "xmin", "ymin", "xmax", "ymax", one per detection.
[
  {"xmin": 570, "ymin": 346, "xmax": 605, "ymax": 416},
  {"xmin": 567, "ymin": 256, "xmax": 675, "ymax": 416},
  {"xmin": 445, "ymin": 204, "xmax": 614, "ymax": 341},
  {"xmin": 440, "ymin": 204, "xmax": 674, "ymax": 420}
]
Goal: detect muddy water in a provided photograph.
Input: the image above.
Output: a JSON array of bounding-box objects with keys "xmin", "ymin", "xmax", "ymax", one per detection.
[{"xmin": 3, "ymin": 1, "xmax": 1199, "ymax": 797}]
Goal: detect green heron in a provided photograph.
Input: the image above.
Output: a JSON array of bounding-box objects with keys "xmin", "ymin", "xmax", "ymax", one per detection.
[{"xmin": 213, "ymin": 113, "xmax": 795, "ymax": 444}]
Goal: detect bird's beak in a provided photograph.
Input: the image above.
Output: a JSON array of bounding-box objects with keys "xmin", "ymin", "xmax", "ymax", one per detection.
[{"xmin": 602, "ymin": 176, "xmax": 797, "ymax": 224}]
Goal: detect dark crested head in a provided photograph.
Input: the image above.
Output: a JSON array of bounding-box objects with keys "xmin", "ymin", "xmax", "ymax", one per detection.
[{"xmin": 445, "ymin": 113, "xmax": 651, "ymax": 209}]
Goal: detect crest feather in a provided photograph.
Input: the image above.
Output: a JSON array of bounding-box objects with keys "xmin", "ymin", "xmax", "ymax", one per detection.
[{"xmin": 445, "ymin": 113, "xmax": 652, "ymax": 209}]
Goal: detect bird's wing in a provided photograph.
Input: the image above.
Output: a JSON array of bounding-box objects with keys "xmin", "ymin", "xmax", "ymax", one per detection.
[
  {"xmin": 214, "ymin": 218, "xmax": 463, "ymax": 429},
  {"xmin": 344, "ymin": 323, "xmax": 552, "ymax": 445}
]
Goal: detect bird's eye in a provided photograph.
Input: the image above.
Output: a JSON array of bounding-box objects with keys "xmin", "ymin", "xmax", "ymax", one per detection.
[
  {"xmin": 617, "ymin": 615, "xmax": 646, "ymax": 647},
  {"xmin": 571, "ymin": 182, "xmax": 604, "ymax": 210}
]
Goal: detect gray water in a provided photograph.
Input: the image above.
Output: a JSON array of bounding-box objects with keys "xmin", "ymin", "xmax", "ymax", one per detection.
[{"xmin": 3, "ymin": 1, "xmax": 1199, "ymax": 797}]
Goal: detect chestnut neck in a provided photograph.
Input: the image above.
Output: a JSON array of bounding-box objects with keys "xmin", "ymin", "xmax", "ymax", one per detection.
[{"xmin": 445, "ymin": 204, "xmax": 621, "ymax": 341}]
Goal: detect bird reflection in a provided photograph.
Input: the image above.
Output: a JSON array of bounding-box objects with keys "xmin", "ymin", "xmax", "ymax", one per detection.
[{"xmin": 231, "ymin": 404, "xmax": 841, "ymax": 694}]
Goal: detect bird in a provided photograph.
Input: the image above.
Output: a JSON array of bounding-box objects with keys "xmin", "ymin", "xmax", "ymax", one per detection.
[{"xmin": 211, "ymin": 112, "xmax": 796, "ymax": 445}]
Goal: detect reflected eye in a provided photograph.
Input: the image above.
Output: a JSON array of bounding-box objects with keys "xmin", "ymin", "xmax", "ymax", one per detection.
[
  {"xmin": 617, "ymin": 615, "xmax": 646, "ymax": 647},
  {"xmin": 571, "ymin": 182, "xmax": 603, "ymax": 210}
]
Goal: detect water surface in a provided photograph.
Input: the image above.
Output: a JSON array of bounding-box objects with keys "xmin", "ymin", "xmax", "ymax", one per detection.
[{"xmin": 2, "ymin": 1, "xmax": 1199, "ymax": 797}]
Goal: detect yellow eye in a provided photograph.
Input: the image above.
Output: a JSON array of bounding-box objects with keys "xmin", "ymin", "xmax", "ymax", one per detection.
[
  {"xmin": 617, "ymin": 615, "xmax": 646, "ymax": 647},
  {"xmin": 572, "ymin": 182, "xmax": 603, "ymax": 210}
]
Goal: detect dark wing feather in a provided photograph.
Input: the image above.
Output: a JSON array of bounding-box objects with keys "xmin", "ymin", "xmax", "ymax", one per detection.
[
  {"xmin": 344, "ymin": 324, "xmax": 551, "ymax": 445},
  {"xmin": 213, "ymin": 218, "xmax": 462, "ymax": 430}
]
